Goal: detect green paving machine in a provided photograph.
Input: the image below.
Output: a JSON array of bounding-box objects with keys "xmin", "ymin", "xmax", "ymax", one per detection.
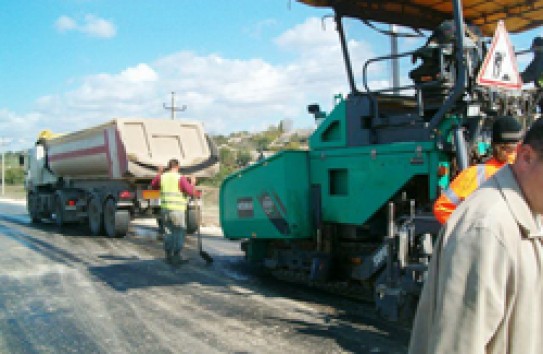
[{"xmin": 220, "ymin": 0, "xmax": 542, "ymax": 320}]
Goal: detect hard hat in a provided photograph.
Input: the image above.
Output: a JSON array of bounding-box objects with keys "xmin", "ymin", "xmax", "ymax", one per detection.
[{"xmin": 492, "ymin": 116, "xmax": 523, "ymax": 144}]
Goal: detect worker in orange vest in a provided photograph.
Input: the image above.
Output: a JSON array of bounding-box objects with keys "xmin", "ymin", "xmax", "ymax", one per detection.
[{"xmin": 433, "ymin": 116, "xmax": 523, "ymax": 224}]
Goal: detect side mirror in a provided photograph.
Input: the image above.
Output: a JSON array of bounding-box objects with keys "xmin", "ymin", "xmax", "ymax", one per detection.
[
  {"xmin": 19, "ymin": 154, "xmax": 25, "ymax": 167},
  {"xmin": 308, "ymin": 104, "xmax": 320, "ymax": 114},
  {"xmin": 307, "ymin": 104, "xmax": 325, "ymax": 120}
]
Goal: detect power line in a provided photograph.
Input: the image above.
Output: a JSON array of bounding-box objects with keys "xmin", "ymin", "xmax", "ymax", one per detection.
[{"xmin": 163, "ymin": 92, "xmax": 187, "ymax": 119}]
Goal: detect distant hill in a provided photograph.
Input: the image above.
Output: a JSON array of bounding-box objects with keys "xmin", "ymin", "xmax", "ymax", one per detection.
[{"xmin": 205, "ymin": 123, "xmax": 313, "ymax": 187}]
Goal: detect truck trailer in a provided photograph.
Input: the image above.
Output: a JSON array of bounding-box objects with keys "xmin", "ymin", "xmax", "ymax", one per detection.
[{"xmin": 25, "ymin": 117, "xmax": 219, "ymax": 238}]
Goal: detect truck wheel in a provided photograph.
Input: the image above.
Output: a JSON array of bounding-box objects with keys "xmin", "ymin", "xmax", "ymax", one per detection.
[
  {"xmin": 88, "ymin": 197, "xmax": 103, "ymax": 236},
  {"xmin": 186, "ymin": 206, "xmax": 199, "ymax": 235},
  {"xmin": 104, "ymin": 199, "xmax": 129, "ymax": 238},
  {"xmin": 27, "ymin": 192, "xmax": 41, "ymax": 223},
  {"xmin": 54, "ymin": 197, "xmax": 64, "ymax": 230}
]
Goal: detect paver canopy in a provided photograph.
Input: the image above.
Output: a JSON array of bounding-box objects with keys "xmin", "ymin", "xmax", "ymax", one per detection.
[{"xmin": 298, "ymin": 0, "xmax": 543, "ymax": 36}]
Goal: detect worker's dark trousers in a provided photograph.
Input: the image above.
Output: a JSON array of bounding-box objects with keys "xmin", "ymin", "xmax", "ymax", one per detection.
[{"xmin": 161, "ymin": 210, "xmax": 186, "ymax": 256}]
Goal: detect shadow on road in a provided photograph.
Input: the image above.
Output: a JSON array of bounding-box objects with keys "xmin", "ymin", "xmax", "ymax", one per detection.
[
  {"xmin": 87, "ymin": 259, "xmax": 228, "ymax": 292},
  {"xmin": 0, "ymin": 221, "xmax": 87, "ymax": 266},
  {"xmin": 265, "ymin": 312, "xmax": 409, "ymax": 353},
  {"xmin": 87, "ymin": 256, "xmax": 409, "ymax": 353},
  {"xmin": 0, "ymin": 213, "xmax": 99, "ymax": 238},
  {"xmin": 0, "ymin": 212, "xmax": 411, "ymax": 352}
]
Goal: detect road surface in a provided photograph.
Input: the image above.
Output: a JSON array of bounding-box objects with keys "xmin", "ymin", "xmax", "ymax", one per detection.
[{"xmin": 0, "ymin": 198, "xmax": 410, "ymax": 353}]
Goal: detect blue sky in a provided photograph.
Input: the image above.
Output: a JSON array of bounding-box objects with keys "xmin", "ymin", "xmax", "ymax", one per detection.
[{"xmin": 1, "ymin": 1, "xmax": 541, "ymax": 151}]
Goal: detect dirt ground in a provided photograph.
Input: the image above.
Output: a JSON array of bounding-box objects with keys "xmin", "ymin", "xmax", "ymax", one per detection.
[{"xmin": 1, "ymin": 185, "xmax": 25, "ymax": 200}]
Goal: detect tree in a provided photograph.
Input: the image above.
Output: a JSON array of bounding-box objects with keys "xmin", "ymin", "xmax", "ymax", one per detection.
[
  {"xmin": 254, "ymin": 134, "xmax": 273, "ymax": 151},
  {"xmin": 212, "ymin": 135, "xmax": 228, "ymax": 146},
  {"xmin": 219, "ymin": 147, "xmax": 236, "ymax": 168},
  {"xmin": 4, "ymin": 167, "xmax": 24, "ymax": 185},
  {"xmin": 236, "ymin": 149, "xmax": 252, "ymax": 167},
  {"xmin": 203, "ymin": 164, "xmax": 236, "ymax": 187},
  {"xmin": 284, "ymin": 141, "xmax": 301, "ymax": 150}
]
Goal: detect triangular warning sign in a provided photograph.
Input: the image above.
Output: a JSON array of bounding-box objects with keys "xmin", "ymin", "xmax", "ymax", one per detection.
[{"xmin": 476, "ymin": 21, "xmax": 522, "ymax": 90}]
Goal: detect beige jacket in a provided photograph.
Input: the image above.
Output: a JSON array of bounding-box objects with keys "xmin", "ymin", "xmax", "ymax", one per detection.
[{"xmin": 409, "ymin": 165, "xmax": 543, "ymax": 354}]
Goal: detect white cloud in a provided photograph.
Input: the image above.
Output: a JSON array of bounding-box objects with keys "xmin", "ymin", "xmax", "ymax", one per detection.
[
  {"xmin": 120, "ymin": 63, "xmax": 158, "ymax": 82},
  {"xmin": 275, "ymin": 17, "xmax": 337, "ymax": 53},
  {"xmin": 54, "ymin": 14, "xmax": 117, "ymax": 38},
  {"xmin": 0, "ymin": 109, "xmax": 43, "ymax": 150},
  {"xmin": 244, "ymin": 18, "xmax": 278, "ymax": 39},
  {"xmin": 55, "ymin": 16, "xmax": 77, "ymax": 32},
  {"xmin": 275, "ymin": 17, "xmax": 380, "ymax": 84},
  {"xmin": 7, "ymin": 17, "xmax": 387, "ymax": 151},
  {"xmin": 82, "ymin": 14, "xmax": 117, "ymax": 38}
]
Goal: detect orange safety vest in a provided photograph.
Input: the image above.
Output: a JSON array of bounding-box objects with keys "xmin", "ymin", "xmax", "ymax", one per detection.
[{"xmin": 433, "ymin": 158, "xmax": 505, "ymax": 224}]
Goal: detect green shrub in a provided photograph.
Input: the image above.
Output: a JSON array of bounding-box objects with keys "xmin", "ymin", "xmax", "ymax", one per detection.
[{"xmin": 3, "ymin": 167, "xmax": 25, "ymax": 185}]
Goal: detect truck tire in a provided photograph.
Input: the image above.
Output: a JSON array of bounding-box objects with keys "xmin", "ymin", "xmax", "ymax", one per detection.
[
  {"xmin": 88, "ymin": 196, "xmax": 103, "ymax": 236},
  {"xmin": 186, "ymin": 206, "xmax": 199, "ymax": 235},
  {"xmin": 27, "ymin": 192, "xmax": 41, "ymax": 223},
  {"xmin": 103, "ymin": 199, "xmax": 129, "ymax": 238}
]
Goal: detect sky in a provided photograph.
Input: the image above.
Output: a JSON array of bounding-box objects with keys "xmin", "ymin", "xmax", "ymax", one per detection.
[{"xmin": 1, "ymin": 0, "xmax": 542, "ymax": 151}]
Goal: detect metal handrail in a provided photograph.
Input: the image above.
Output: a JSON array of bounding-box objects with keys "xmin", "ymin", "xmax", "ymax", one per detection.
[
  {"xmin": 362, "ymin": 49, "xmax": 453, "ymax": 119},
  {"xmin": 362, "ymin": 51, "xmax": 417, "ymax": 94},
  {"xmin": 362, "ymin": 51, "xmax": 417, "ymax": 120}
]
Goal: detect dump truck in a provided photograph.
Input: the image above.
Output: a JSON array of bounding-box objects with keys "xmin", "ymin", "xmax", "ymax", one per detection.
[
  {"xmin": 25, "ymin": 117, "xmax": 219, "ymax": 237},
  {"xmin": 220, "ymin": 0, "xmax": 541, "ymax": 321}
]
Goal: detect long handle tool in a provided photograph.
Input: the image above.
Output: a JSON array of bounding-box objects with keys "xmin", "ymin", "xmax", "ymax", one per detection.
[{"xmin": 197, "ymin": 202, "xmax": 213, "ymax": 264}]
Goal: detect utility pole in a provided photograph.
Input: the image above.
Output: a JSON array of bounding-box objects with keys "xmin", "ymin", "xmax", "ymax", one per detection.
[
  {"xmin": 0, "ymin": 138, "xmax": 12, "ymax": 196},
  {"xmin": 163, "ymin": 92, "xmax": 187, "ymax": 119}
]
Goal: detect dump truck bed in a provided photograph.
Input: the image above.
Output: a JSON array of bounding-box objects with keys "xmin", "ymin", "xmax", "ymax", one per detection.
[{"xmin": 45, "ymin": 118, "xmax": 218, "ymax": 179}]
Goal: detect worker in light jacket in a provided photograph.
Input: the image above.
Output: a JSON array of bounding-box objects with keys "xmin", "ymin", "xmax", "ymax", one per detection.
[
  {"xmin": 151, "ymin": 159, "xmax": 201, "ymax": 265},
  {"xmin": 433, "ymin": 116, "xmax": 523, "ymax": 224},
  {"xmin": 409, "ymin": 118, "xmax": 543, "ymax": 354}
]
